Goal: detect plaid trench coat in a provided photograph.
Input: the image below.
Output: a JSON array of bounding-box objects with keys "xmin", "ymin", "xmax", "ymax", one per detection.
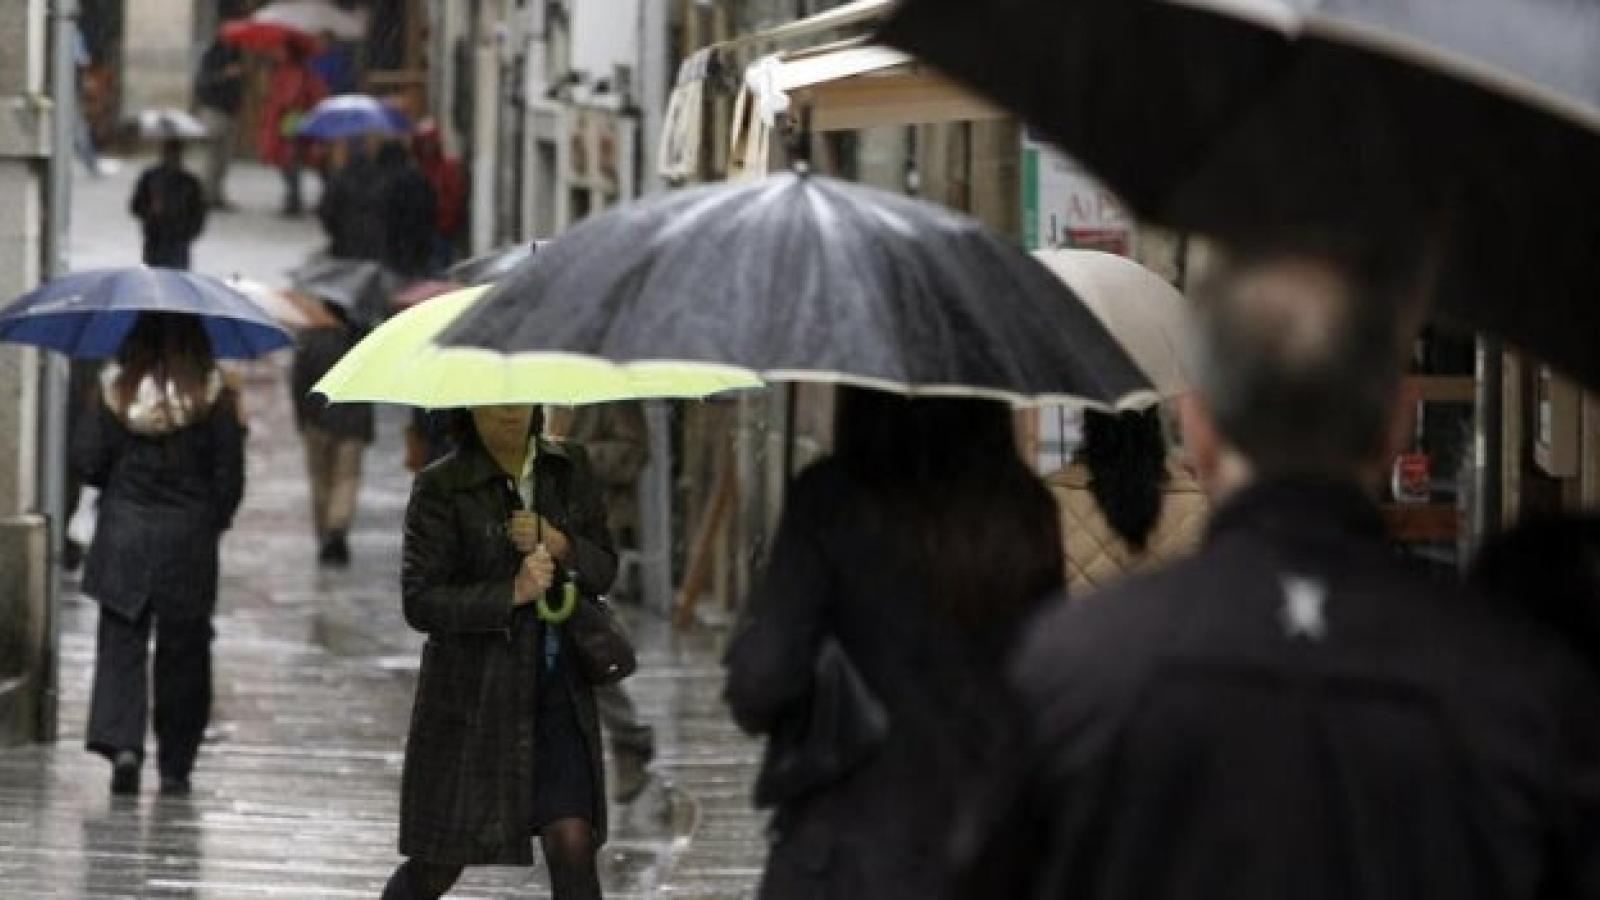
[{"xmin": 398, "ymin": 437, "xmax": 616, "ymax": 865}]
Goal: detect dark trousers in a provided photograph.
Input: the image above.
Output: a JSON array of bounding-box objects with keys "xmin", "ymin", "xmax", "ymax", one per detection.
[
  {"xmin": 281, "ymin": 144, "xmax": 303, "ymax": 213},
  {"xmin": 87, "ymin": 605, "xmax": 214, "ymax": 779}
]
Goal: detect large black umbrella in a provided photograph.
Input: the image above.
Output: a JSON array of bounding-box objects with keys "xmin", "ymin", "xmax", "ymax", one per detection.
[
  {"xmin": 439, "ymin": 170, "xmax": 1155, "ymax": 409},
  {"xmin": 882, "ymin": 0, "xmax": 1600, "ymax": 388}
]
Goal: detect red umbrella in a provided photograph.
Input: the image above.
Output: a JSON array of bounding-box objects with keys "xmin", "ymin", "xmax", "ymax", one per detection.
[{"xmin": 219, "ymin": 18, "xmax": 319, "ymax": 53}]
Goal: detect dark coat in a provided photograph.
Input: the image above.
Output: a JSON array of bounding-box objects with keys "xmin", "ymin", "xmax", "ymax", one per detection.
[
  {"xmin": 955, "ymin": 479, "xmax": 1600, "ymax": 900},
  {"xmin": 725, "ymin": 459, "xmax": 1061, "ymax": 900},
  {"xmin": 72, "ymin": 385, "xmax": 245, "ymax": 622},
  {"xmin": 194, "ymin": 40, "xmax": 243, "ymax": 115},
  {"xmin": 379, "ymin": 162, "xmax": 438, "ymax": 278},
  {"xmin": 290, "ymin": 324, "xmax": 374, "ymax": 442},
  {"xmin": 130, "ymin": 163, "xmax": 207, "ymax": 269},
  {"xmin": 399, "ymin": 437, "xmax": 617, "ymax": 866},
  {"xmin": 317, "ymin": 156, "xmax": 386, "ymax": 263}
]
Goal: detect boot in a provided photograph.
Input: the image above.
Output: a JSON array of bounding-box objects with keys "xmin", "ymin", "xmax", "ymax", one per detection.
[
  {"xmin": 110, "ymin": 750, "xmax": 140, "ymax": 796},
  {"xmin": 319, "ymin": 532, "xmax": 350, "ymax": 567}
]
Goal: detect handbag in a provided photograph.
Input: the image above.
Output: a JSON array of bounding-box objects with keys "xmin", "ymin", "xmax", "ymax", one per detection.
[
  {"xmin": 567, "ymin": 593, "xmax": 637, "ymax": 686},
  {"xmin": 754, "ymin": 636, "xmax": 890, "ymax": 808}
]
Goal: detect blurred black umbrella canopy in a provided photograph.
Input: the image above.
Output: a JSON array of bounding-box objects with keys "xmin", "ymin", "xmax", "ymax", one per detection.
[
  {"xmin": 882, "ymin": 0, "xmax": 1600, "ymax": 389},
  {"xmin": 438, "ymin": 169, "xmax": 1155, "ymax": 409}
]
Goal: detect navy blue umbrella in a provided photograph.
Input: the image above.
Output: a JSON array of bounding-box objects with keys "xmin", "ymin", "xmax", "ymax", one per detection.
[
  {"xmin": 0, "ymin": 267, "xmax": 294, "ymax": 359},
  {"xmin": 296, "ymin": 94, "xmax": 412, "ymax": 141}
]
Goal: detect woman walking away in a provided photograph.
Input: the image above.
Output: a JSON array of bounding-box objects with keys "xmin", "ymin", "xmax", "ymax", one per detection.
[
  {"xmin": 385, "ymin": 405, "xmax": 616, "ymax": 900},
  {"xmin": 1050, "ymin": 407, "xmax": 1208, "ymax": 593},
  {"xmin": 724, "ymin": 387, "xmax": 1065, "ymax": 900},
  {"xmin": 72, "ymin": 312, "xmax": 245, "ymax": 796}
]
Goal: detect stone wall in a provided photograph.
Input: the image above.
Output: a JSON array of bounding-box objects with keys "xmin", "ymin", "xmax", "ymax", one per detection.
[{"xmin": 120, "ymin": 0, "xmax": 197, "ymax": 113}]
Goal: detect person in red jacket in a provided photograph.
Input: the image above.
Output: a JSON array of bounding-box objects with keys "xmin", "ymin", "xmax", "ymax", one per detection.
[
  {"xmin": 413, "ymin": 119, "xmax": 466, "ymax": 267},
  {"xmin": 258, "ymin": 41, "xmax": 327, "ymax": 216}
]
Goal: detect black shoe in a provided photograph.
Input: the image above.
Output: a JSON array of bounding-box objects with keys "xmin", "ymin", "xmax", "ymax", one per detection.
[
  {"xmin": 326, "ymin": 533, "xmax": 350, "ymax": 566},
  {"xmin": 61, "ymin": 539, "xmax": 83, "ymax": 573},
  {"xmin": 317, "ymin": 533, "xmax": 350, "ymax": 566},
  {"xmin": 159, "ymin": 776, "xmax": 191, "ymax": 796},
  {"xmin": 110, "ymin": 751, "xmax": 140, "ymax": 795}
]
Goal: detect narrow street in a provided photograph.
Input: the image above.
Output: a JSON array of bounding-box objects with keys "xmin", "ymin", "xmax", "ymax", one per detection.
[{"xmin": 0, "ymin": 161, "xmax": 766, "ymax": 898}]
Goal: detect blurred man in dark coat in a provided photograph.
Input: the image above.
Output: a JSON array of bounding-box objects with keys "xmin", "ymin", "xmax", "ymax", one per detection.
[
  {"xmin": 129, "ymin": 139, "xmax": 207, "ymax": 269},
  {"xmin": 317, "ymin": 138, "xmax": 384, "ymax": 261},
  {"xmin": 953, "ymin": 247, "xmax": 1600, "ymax": 899}
]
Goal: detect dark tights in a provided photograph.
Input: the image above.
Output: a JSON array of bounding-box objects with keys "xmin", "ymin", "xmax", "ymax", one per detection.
[
  {"xmin": 541, "ymin": 817, "xmax": 601, "ymax": 900},
  {"xmin": 380, "ymin": 818, "xmax": 599, "ymax": 900}
]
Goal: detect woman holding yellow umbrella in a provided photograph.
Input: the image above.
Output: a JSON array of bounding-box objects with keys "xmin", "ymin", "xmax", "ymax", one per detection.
[{"xmin": 314, "ymin": 287, "xmax": 758, "ymax": 900}]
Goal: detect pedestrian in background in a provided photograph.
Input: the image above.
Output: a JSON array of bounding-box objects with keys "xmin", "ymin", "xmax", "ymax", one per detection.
[
  {"xmin": 72, "ymin": 312, "xmax": 245, "ymax": 797},
  {"xmin": 375, "ymin": 140, "xmax": 438, "ymax": 278},
  {"xmin": 548, "ymin": 403, "xmax": 657, "ymax": 803},
  {"xmin": 386, "ymin": 405, "xmax": 616, "ymax": 900},
  {"xmin": 129, "ymin": 138, "xmax": 207, "ymax": 269},
  {"xmin": 1050, "ymin": 406, "xmax": 1207, "ymax": 593},
  {"xmin": 413, "ymin": 120, "xmax": 466, "ymax": 268},
  {"xmin": 192, "ymin": 38, "xmax": 243, "ymax": 210},
  {"xmin": 259, "ymin": 42, "xmax": 326, "ymax": 216},
  {"xmin": 1470, "ymin": 513, "xmax": 1600, "ymax": 676},
  {"xmin": 290, "ymin": 298, "xmax": 372, "ymax": 566},
  {"xmin": 72, "ymin": 24, "xmax": 105, "ymax": 178},
  {"xmin": 954, "ymin": 245, "xmax": 1600, "ymax": 898},
  {"xmin": 724, "ymin": 387, "xmax": 1064, "ymax": 900}
]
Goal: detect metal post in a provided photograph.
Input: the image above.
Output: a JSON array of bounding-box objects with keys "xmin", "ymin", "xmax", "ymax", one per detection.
[
  {"xmin": 639, "ymin": 401, "xmax": 673, "ymax": 614},
  {"xmin": 38, "ymin": 0, "xmax": 77, "ymax": 742},
  {"xmin": 635, "ymin": 0, "xmax": 674, "ymax": 612},
  {"xmin": 638, "ymin": 0, "xmax": 669, "ymax": 196},
  {"xmin": 469, "ymin": 0, "xmax": 503, "ymax": 254},
  {"xmin": 1472, "ymin": 336, "xmax": 1504, "ymax": 549}
]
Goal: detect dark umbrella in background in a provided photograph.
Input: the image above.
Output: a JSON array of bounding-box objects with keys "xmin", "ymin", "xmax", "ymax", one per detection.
[
  {"xmin": 882, "ymin": 0, "xmax": 1600, "ymax": 389},
  {"xmin": 444, "ymin": 240, "xmax": 543, "ymax": 287},
  {"xmin": 0, "ymin": 267, "xmax": 293, "ymax": 359},
  {"xmin": 439, "ymin": 170, "xmax": 1154, "ymax": 409},
  {"xmin": 289, "ymin": 255, "xmax": 395, "ymax": 329}
]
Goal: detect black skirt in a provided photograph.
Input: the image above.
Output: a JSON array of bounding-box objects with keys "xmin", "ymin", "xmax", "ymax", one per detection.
[{"xmin": 530, "ymin": 628, "xmax": 596, "ymax": 831}]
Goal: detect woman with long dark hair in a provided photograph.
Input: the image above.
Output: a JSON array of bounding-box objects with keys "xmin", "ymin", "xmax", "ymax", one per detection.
[
  {"xmin": 1051, "ymin": 407, "xmax": 1208, "ymax": 592},
  {"xmin": 724, "ymin": 387, "xmax": 1064, "ymax": 899},
  {"xmin": 72, "ymin": 312, "xmax": 245, "ymax": 796},
  {"xmin": 384, "ymin": 405, "xmax": 616, "ymax": 900}
]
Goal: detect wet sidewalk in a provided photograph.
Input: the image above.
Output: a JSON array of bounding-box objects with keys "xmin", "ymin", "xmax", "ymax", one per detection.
[{"xmin": 0, "ymin": 161, "xmax": 767, "ymax": 897}]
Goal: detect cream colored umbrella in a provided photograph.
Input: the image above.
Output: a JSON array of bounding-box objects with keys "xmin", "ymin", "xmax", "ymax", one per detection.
[
  {"xmin": 224, "ymin": 276, "xmax": 332, "ymax": 330},
  {"xmin": 1033, "ymin": 249, "xmax": 1192, "ymax": 399}
]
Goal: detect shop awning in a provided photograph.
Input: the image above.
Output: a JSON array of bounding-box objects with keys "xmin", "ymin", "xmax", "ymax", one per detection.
[
  {"xmin": 754, "ymin": 43, "xmax": 1004, "ymax": 132},
  {"xmin": 658, "ymin": 1, "xmax": 1004, "ymax": 181}
]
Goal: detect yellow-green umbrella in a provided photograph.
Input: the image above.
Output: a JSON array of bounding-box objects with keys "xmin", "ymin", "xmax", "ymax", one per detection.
[{"xmin": 312, "ymin": 286, "xmax": 763, "ymax": 407}]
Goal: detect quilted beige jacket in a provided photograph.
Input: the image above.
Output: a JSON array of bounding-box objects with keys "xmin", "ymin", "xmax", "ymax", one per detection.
[{"xmin": 1050, "ymin": 458, "xmax": 1210, "ymax": 594}]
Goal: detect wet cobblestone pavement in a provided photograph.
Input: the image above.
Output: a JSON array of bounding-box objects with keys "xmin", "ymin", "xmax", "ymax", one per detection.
[{"xmin": 0, "ymin": 162, "xmax": 767, "ymax": 898}]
